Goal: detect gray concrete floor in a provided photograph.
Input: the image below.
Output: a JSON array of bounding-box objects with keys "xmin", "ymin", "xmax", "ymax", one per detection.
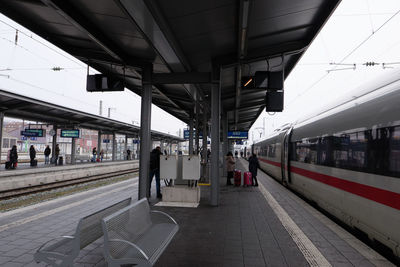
[{"xmin": 0, "ymin": 159, "xmax": 392, "ymax": 266}]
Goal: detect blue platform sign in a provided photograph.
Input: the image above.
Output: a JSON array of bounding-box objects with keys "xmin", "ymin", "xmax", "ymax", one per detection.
[
  {"xmin": 103, "ymin": 139, "xmax": 111, "ymax": 143},
  {"xmin": 227, "ymin": 131, "xmax": 248, "ymax": 139},
  {"xmin": 21, "ymin": 131, "xmax": 39, "ymax": 137},
  {"xmin": 60, "ymin": 129, "xmax": 80, "ymax": 138},
  {"xmin": 132, "ymin": 140, "xmax": 140, "ymax": 144},
  {"xmin": 24, "ymin": 129, "xmax": 45, "ymax": 137},
  {"xmin": 184, "ymin": 130, "xmax": 203, "ymax": 139}
]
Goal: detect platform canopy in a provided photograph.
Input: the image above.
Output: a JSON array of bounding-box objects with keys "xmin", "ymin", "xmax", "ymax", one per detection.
[
  {"xmin": 0, "ymin": 0, "xmax": 340, "ymax": 131},
  {"xmin": 0, "ymin": 89, "xmax": 184, "ymax": 142}
]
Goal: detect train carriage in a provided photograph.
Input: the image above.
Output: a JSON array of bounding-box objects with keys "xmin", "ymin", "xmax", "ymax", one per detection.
[{"xmin": 253, "ymin": 70, "xmax": 400, "ymax": 257}]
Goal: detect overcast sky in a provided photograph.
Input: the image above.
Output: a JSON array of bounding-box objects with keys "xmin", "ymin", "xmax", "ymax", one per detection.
[
  {"xmin": 250, "ymin": 0, "xmax": 400, "ymax": 143},
  {"xmin": 1, "ymin": 0, "xmax": 400, "ymax": 142}
]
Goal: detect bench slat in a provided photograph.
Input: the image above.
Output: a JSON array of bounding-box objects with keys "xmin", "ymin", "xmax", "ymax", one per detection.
[
  {"xmin": 34, "ymin": 198, "xmax": 131, "ymax": 266},
  {"xmin": 102, "ymin": 198, "xmax": 179, "ymax": 266}
]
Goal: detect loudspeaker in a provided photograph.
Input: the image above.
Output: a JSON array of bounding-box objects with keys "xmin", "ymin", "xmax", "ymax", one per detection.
[{"xmin": 265, "ymin": 90, "xmax": 284, "ymax": 112}]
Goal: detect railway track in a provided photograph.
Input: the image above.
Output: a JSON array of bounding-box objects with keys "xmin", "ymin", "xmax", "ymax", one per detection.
[{"xmin": 0, "ymin": 168, "xmax": 139, "ymax": 200}]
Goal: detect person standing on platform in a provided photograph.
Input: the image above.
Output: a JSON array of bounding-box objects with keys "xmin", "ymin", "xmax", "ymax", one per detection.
[
  {"xmin": 44, "ymin": 145, "xmax": 51, "ymax": 164},
  {"xmin": 100, "ymin": 149, "xmax": 104, "ymax": 162},
  {"xmin": 149, "ymin": 146, "xmax": 162, "ymax": 199},
  {"xmin": 10, "ymin": 145, "xmax": 18, "ymax": 169},
  {"xmin": 225, "ymin": 152, "xmax": 235, "ymax": 185},
  {"xmin": 248, "ymin": 153, "xmax": 260, "ymax": 186},
  {"xmin": 29, "ymin": 145, "xmax": 36, "ymax": 166},
  {"xmin": 92, "ymin": 147, "xmax": 97, "ymax": 162},
  {"xmin": 55, "ymin": 144, "xmax": 60, "ymax": 165},
  {"xmin": 126, "ymin": 149, "xmax": 131, "ymax": 160}
]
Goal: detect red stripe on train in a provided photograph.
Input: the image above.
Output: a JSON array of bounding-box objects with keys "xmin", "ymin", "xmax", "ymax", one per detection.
[
  {"xmin": 259, "ymin": 158, "xmax": 400, "ymax": 210},
  {"xmin": 259, "ymin": 158, "xmax": 281, "ymax": 167}
]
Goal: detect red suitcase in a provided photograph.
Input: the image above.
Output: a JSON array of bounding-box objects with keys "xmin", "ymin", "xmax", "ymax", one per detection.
[
  {"xmin": 234, "ymin": 170, "xmax": 241, "ymax": 186},
  {"xmin": 244, "ymin": 171, "xmax": 252, "ymax": 186}
]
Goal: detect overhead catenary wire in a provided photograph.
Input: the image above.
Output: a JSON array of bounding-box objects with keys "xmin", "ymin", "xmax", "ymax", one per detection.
[
  {"xmin": 0, "ymin": 18, "xmax": 86, "ymax": 69},
  {"xmin": 286, "ymin": 7, "xmax": 400, "ymax": 106}
]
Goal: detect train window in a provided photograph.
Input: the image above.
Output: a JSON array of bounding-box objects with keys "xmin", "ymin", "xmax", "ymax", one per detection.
[
  {"xmin": 389, "ymin": 127, "xmax": 400, "ymax": 175},
  {"xmin": 347, "ymin": 132, "xmax": 367, "ymax": 170},
  {"xmin": 290, "ymin": 126, "xmax": 400, "ymax": 178}
]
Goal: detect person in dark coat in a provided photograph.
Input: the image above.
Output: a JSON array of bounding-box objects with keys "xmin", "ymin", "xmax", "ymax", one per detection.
[
  {"xmin": 55, "ymin": 144, "xmax": 60, "ymax": 165},
  {"xmin": 9, "ymin": 145, "xmax": 18, "ymax": 169},
  {"xmin": 29, "ymin": 145, "xmax": 36, "ymax": 166},
  {"xmin": 44, "ymin": 145, "xmax": 51, "ymax": 164},
  {"xmin": 92, "ymin": 147, "xmax": 97, "ymax": 162},
  {"xmin": 149, "ymin": 146, "xmax": 162, "ymax": 198},
  {"xmin": 248, "ymin": 153, "xmax": 260, "ymax": 186},
  {"xmin": 126, "ymin": 149, "xmax": 131, "ymax": 160}
]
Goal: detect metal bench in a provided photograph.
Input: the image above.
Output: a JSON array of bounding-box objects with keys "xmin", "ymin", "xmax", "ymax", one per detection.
[
  {"xmin": 34, "ymin": 198, "xmax": 132, "ymax": 267},
  {"xmin": 102, "ymin": 198, "xmax": 179, "ymax": 267}
]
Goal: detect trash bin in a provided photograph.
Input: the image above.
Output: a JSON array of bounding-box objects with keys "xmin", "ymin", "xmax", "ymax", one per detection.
[
  {"xmin": 65, "ymin": 155, "xmax": 71, "ymax": 164},
  {"xmin": 58, "ymin": 156, "xmax": 63, "ymax": 165}
]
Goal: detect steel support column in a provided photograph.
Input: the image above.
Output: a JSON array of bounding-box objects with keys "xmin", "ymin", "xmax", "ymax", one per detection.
[
  {"xmin": 189, "ymin": 118, "xmax": 194, "ymax": 155},
  {"xmin": 0, "ymin": 113, "xmax": 4, "ymax": 165},
  {"xmin": 97, "ymin": 131, "xmax": 102, "ymax": 159},
  {"xmin": 202, "ymin": 110, "xmax": 208, "ymax": 178},
  {"xmin": 71, "ymin": 137, "xmax": 76, "ymax": 164},
  {"xmin": 210, "ymin": 68, "xmax": 221, "ymax": 206},
  {"xmin": 112, "ymin": 133, "xmax": 116, "ymax": 161},
  {"xmin": 222, "ymin": 113, "xmax": 228, "ymax": 176},
  {"xmin": 160, "ymin": 140, "xmax": 164, "ymax": 154},
  {"xmin": 139, "ymin": 64, "xmax": 152, "ymax": 200},
  {"xmin": 51, "ymin": 125, "xmax": 57, "ymax": 161},
  {"xmin": 195, "ymin": 98, "xmax": 200, "ymax": 154},
  {"xmin": 124, "ymin": 135, "xmax": 128, "ymax": 160}
]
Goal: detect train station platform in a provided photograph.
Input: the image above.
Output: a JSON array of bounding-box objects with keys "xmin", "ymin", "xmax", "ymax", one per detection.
[{"xmin": 0, "ymin": 159, "xmax": 393, "ymax": 266}]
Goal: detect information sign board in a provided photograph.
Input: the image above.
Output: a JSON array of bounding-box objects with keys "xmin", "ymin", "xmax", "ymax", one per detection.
[
  {"xmin": 21, "ymin": 131, "xmax": 39, "ymax": 137},
  {"xmin": 60, "ymin": 129, "xmax": 80, "ymax": 138},
  {"xmin": 103, "ymin": 139, "xmax": 111, "ymax": 143},
  {"xmin": 24, "ymin": 129, "xmax": 45, "ymax": 137},
  {"xmin": 184, "ymin": 130, "xmax": 203, "ymax": 139},
  {"xmin": 227, "ymin": 131, "xmax": 248, "ymax": 139}
]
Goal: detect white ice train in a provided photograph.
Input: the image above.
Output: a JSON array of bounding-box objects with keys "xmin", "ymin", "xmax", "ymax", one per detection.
[{"xmin": 253, "ymin": 70, "xmax": 400, "ymax": 257}]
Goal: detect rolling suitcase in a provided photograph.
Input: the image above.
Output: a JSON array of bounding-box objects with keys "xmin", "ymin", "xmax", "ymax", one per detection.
[
  {"xmin": 234, "ymin": 170, "xmax": 241, "ymax": 186},
  {"xmin": 5, "ymin": 161, "xmax": 11, "ymax": 169},
  {"xmin": 30, "ymin": 159, "xmax": 38, "ymax": 167},
  {"xmin": 244, "ymin": 171, "xmax": 252, "ymax": 186}
]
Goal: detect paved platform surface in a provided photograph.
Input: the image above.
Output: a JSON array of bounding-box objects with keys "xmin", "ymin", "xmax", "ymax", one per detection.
[{"xmin": 0, "ymin": 159, "xmax": 393, "ymax": 266}]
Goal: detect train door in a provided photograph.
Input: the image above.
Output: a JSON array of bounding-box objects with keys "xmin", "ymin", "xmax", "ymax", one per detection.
[{"xmin": 281, "ymin": 127, "xmax": 293, "ymax": 185}]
